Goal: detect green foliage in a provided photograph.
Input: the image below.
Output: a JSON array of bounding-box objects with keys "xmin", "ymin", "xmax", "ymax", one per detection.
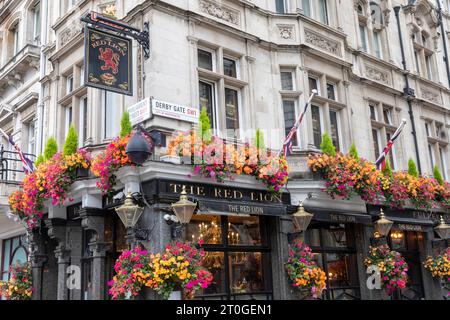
[
  {"xmin": 382, "ymin": 159, "xmax": 393, "ymax": 178},
  {"xmin": 63, "ymin": 123, "xmax": 78, "ymax": 156},
  {"xmin": 253, "ymin": 129, "xmax": 266, "ymax": 150},
  {"xmin": 433, "ymin": 165, "xmax": 444, "ymax": 186},
  {"xmin": 320, "ymin": 132, "xmax": 336, "ymax": 156},
  {"xmin": 348, "ymin": 143, "xmax": 359, "ymax": 160},
  {"xmin": 408, "ymin": 158, "xmax": 419, "ymax": 178},
  {"xmin": 35, "ymin": 154, "xmax": 44, "ymax": 167},
  {"xmin": 44, "ymin": 137, "xmax": 58, "ymax": 160},
  {"xmin": 120, "ymin": 111, "xmax": 133, "ymax": 138},
  {"xmin": 198, "ymin": 106, "xmax": 212, "ymax": 143}
]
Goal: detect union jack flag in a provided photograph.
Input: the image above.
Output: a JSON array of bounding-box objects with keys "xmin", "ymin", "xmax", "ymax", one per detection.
[
  {"xmin": 279, "ymin": 90, "xmax": 317, "ymax": 157},
  {"xmin": 375, "ymin": 119, "xmax": 407, "ymax": 170},
  {"xmin": 0, "ymin": 128, "xmax": 34, "ymax": 175}
]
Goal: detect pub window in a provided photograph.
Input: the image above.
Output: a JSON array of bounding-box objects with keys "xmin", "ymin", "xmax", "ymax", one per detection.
[
  {"xmin": 275, "ymin": 0, "xmax": 288, "ymax": 13},
  {"xmin": 414, "ymin": 50, "xmax": 421, "ymax": 74},
  {"xmin": 311, "ymin": 105, "xmax": 322, "ymax": 148},
  {"xmin": 1, "ymin": 235, "xmax": 28, "ymax": 281},
  {"xmin": 282, "ymin": 100, "xmax": 298, "ymax": 146},
  {"xmin": 280, "ymin": 70, "xmax": 294, "ymax": 91},
  {"xmin": 66, "ymin": 74, "xmax": 74, "ymax": 94},
  {"xmin": 305, "ymin": 223, "xmax": 360, "ymax": 300},
  {"xmin": 198, "ymin": 48, "xmax": 214, "ymax": 71},
  {"xmin": 308, "ymin": 76, "xmax": 320, "ymax": 95},
  {"xmin": 223, "ymin": 57, "xmax": 238, "ymax": 78},
  {"xmin": 185, "ymin": 215, "xmax": 272, "ymax": 299},
  {"xmin": 369, "ymin": 104, "xmax": 377, "ymax": 121},
  {"xmin": 224, "ymin": 87, "xmax": 240, "ymax": 137},
  {"xmin": 372, "ymin": 129, "xmax": 381, "ymax": 160},
  {"xmin": 435, "ymin": 123, "xmax": 444, "ymax": 139},
  {"xmin": 373, "ymin": 30, "xmax": 382, "ymax": 59},
  {"xmin": 104, "ymin": 91, "xmax": 120, "ymax": 140},
  {"xmin": 425, "ymin": 121, "xmax": 431, "ymax": 137},
  {"xmin": 317, "ymin": 0, "xmax": 329, "ymax": 25},
  {"xmin": 79, "ymin": 96, "xmax": 88, "ymax": 146},
  {"xmin": 26, "ymin": 120, "xmax": 36, "ymax": 155},
  {"xmin": 382, "ymin": 107, "xmax": 392, "ymax": 125},
  {"xmin": 302, "ymin": 0, "xmax": 311, "ymax": 16},
  {"xmin": 80, "ymin": 64, "xmax": 85, "ymax": 86},
  {"xmin": 428, "ymin": 143, "xmax": 435, "ymax": 170},
  {"xmin": 439, "ymin": 146, "xmax": 448, "ymax": 180},
  {"xmin": 425, "ymin": 54, "xmax": 433, "ymax": 80},
  {"xmin": 326, "ymin": 82, "xmax": 337, "ymax": 101},
  {"xmin": 10, "ymin": 22, "xmax": 20, "ymax": 57},
  {"xmin": 64, "ymin": 106, "xmax": 72, "ymax": 138},
  {"xmin": 359, "ymin": 24, "xmax": 368, "ymax": 52},
  {"xmin": 199, "ymin": 80, "xmax": 216, "ymax": 129},
  {"xmin": 329, "ymin": 110, "xmax": 340, "ymax": 151},
  {"xmin": 32, "ymin": 1, "xmax": 41, "ymax": 43}
]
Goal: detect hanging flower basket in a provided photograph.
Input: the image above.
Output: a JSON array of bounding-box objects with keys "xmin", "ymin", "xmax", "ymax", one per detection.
[
  {"xmin": 285, "ymin": 242, "xmax": 327, "ymax": 299},
  {"xmin": 364, "ymin": 244, "xmax": 409, "ymax": 296}
]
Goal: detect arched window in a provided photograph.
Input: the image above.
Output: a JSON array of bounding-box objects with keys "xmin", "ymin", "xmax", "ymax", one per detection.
[
  {"xmin": 410, "ymin": 2, "xmax": 439, "ymax": 81},
  {"xmin": 7, "ymin": 21, "xmax": 20, "ymax": 58}
]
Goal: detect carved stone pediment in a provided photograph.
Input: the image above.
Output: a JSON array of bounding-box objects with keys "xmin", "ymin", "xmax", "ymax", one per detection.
[
  {"xmin": 199, "ymin": 0, "xmax": 241, "ymax": 26},
  {"xmin": 364, "ymin": 64, "xmax": 391, "ymax": 85},
  {"xmin": 59, "ymin": 20, "xmax": 83, "ymax": 48},
  {"xmin": 420, "ymin": 87, "xmax": 441, "ymax": 104},
  {"xmin": 304, "ymin": 29, "xmax": 342, "ymax": 57}
]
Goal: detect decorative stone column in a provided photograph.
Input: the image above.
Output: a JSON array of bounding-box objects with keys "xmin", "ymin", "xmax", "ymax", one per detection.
[
  {"xmin": 28, "ymin": 228, "xmax": 48, "ymax": 300},
  {"xmin": 80, "ymin": 207, "xmax": 107, "ymax": 300},
  {"xmin": 45, "ymin": 218, "xmax": 70, "ymax": 300},
  {"xmin": 271, "ymin": 215, "xmax": 297, "ymax": 300}
]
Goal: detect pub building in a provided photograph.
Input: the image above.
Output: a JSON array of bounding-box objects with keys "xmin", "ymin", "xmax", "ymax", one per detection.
[{"xmin": 23, "ymin": 148, "xmax": 449, "ymax": 301}]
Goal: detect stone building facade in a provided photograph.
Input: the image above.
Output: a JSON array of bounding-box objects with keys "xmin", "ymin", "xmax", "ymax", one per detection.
[{"xmin": 0, "ymin": 0, "xmax": 449, "ymax": 300}]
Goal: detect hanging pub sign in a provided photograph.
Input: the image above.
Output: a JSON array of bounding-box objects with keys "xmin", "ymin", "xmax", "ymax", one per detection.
[{"xmin": 84, "ymin": 26, "xmax": 133, "ymax": 96}]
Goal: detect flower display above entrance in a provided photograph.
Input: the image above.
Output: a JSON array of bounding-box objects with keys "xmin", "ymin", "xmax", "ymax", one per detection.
[
  {"xmin": 308, "ymin": 152, "xmax": 450, "ymax": 211},
  {"xmin": 166, "ymin": 130, "xmax": 289, "ymax": 193}
]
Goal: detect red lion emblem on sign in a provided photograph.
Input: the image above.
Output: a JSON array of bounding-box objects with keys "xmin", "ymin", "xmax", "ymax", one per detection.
[{"xmin": 98, "ymin": 48, "xmax": 120, "ymax": 75}]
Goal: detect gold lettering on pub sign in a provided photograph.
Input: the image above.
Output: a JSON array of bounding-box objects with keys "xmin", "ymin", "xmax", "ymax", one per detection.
[{"xmin": 169, "ymin": 183, "xmax": 282, "ymax": 203}]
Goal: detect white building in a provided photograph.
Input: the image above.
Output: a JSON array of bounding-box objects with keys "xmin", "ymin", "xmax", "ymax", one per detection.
[{"xmin": 0, "ymin": 0, "xmax": 449, "ymax": 300}]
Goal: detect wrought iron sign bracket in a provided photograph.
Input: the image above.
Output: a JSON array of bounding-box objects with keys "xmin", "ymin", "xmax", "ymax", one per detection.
[{"xmin": 81, "ymin": 12, "xmax": 150, "ymax": 59}]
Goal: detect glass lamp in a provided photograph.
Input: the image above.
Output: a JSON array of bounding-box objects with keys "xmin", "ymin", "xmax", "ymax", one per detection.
[
  {"xmin": 292, "ymin": 202, "xmax": 314, "ymax": 232},
  {"xmin": 171, "ymin": 186, "xmax": 197, "ymax": 224},
  {"xmin": 115, "ymin": 192, "xmax": 144, "ymax": 228},
  {"xmin": 434, "ymin": 216, "xmax": 450, "ymax": 240},
  {"xmin": 375, "ymin": 208, "xmax": 394, "ymax": 237}
]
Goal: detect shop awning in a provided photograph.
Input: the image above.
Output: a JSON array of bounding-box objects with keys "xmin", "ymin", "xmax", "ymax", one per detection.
[{"xmin": 308, "ymin": 209, "xmax": 372, "ymax": 225}]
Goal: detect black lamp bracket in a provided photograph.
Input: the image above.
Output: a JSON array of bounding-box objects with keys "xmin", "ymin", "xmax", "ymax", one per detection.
[{"xmin": 81, "ymin": 12, "xmax": 150, "ymax": 59}]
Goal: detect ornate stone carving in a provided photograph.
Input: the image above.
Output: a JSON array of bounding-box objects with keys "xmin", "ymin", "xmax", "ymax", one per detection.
[
  {"xmin": 277, "ymin": 24, "xmax": 295, "ymax": 40},
  {"xmin": 304, "ymin": 29, "xmax": 341, "ymax": 56},
  {"xmin": 364, "ymin": 64, "xmax": 390, "ymax": 85},
  {"xmin": 59, "ymin": 20, "xmax": 83, "ymax": 47},
  {"xmin": 199, "ymin": 0, "xmax": 240, "ymax": 26},
  {"xmin": 421, "ymin": 87, "xmax": 441, "ymax": 104}
]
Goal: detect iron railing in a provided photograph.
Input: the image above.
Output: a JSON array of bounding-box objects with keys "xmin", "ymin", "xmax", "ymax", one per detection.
[{"xmin": 0, "ymin": 145, "xmax": 36, "ymax": 183}]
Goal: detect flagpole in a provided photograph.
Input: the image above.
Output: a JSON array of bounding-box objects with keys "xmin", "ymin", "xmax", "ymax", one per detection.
[
  {"xmin": 375, "ymin": 118, "xmax": 407, "ymax": 168},
  {"xmin": 278, "ymin": 89, "xmax": 318, "ymax": 157}
]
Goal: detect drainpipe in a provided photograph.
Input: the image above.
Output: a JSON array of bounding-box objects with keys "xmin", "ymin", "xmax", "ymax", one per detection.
[
  {"xmin": 437, "ymin": 0, "xmax": 450, "ymax": 88},
  {"xmin": 394, "ymin": 6, "xmax": 422, "ymax": 174},
  {"xmin": 36, "ymin": 0, "xmax": 48, "ymax": 156}
]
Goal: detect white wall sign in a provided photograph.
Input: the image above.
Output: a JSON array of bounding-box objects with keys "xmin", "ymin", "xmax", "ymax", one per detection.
[
  {"xmin": 152, "ymin": 99, "xmax": 199, "ymax": 124},
  {"xmin": 127, "ymin": 97, "xmax": 151, "ymax": 125}
]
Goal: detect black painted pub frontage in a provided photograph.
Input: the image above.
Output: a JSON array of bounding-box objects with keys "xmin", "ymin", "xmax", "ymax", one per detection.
[{"xmin": 27, "ymin": 173, "xmax": 449, "ymax": 300}]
